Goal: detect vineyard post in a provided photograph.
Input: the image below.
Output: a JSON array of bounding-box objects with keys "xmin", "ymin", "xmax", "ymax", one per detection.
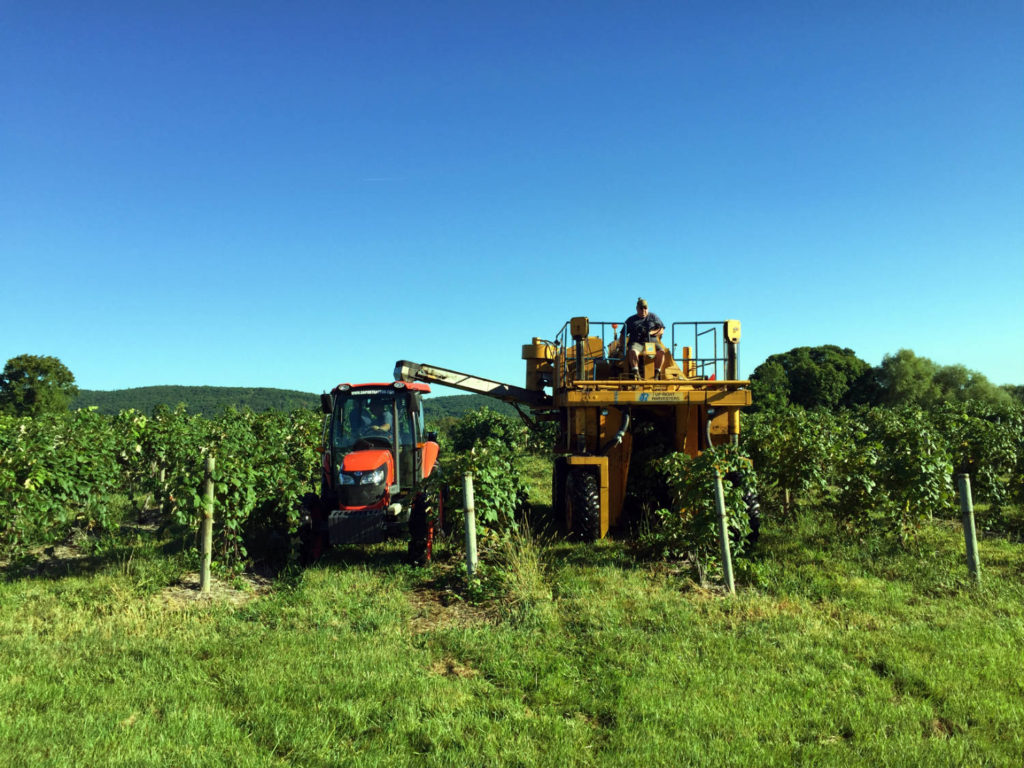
[
  {"xmin": 713, "ymin": 471, "xmax": 736, "ymax": 595},
  {"xmin": 463, "ymin": 472, "xmax": 478, "ymax": 580},
  {"xmin": 201, "ymin": 456, "xmax": 215, "ymax": 595},
  {"xmin": 151, "ymin": 462, "xmax": 165, "ymax": 515},
  {"xmin": 956, "ymin": 474, "xmax": 981, "ymax": 583}
]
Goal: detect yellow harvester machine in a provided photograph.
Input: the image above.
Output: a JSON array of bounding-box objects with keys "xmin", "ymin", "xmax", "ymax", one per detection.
[{"xmin": 395, "ymin": 317, "xmax": 752, "ymax": 540}]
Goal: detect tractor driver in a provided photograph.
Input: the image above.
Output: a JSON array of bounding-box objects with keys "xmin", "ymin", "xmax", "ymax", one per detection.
[
  {"xmin": 622, "ymin": 297, "xmax": 667, "ymax": 380},
  {"xmin": 365, "ymin": 399, "xmax": 393, "ymax": 434},
  {"xmin": 353, "ymin": 398, "xmax": 393, "ymax": 439}
]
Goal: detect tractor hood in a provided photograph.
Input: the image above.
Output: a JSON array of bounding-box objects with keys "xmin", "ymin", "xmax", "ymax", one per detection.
[{"xmin": 341, "ymin": 449, "xmax": 392, "ymax": 474}]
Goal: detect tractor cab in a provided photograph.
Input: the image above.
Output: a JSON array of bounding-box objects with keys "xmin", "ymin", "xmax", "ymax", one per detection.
[{"xmin": 307, "ymin": 381, "xmax": 440, "ymax": 553}]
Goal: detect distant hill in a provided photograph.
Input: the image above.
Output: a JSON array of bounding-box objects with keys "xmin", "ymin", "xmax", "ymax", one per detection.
[
  {"xmin": 72, "ymin": 386, "xmax": 520, "ymax": 422},
  {"xmin": 73, "ymin": 386, "xmax": 320, "ymax": 416},
  {"xmin": 423, "ymin": 394, "xmax": 518, "ymax": 425}
]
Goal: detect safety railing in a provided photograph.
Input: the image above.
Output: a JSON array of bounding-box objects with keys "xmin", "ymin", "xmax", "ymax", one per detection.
[
  {"xmin": 552, "ymin": 320, "xmax": 622, "ymax": 383},
  {"xmin": 669, "ymin": 322, "xmax": 731, "ymax": 380},
  {"xmin": 552, "ymin": 319, "xmax": 734, "ymax": 384}
]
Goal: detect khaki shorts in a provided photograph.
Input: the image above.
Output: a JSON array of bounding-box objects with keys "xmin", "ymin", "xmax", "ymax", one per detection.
[{"xmin": 628, "ymin": 341, "xmax": 657, "ymax": 357}]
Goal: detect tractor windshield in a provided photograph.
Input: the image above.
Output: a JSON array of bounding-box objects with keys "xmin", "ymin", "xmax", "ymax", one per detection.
[
  {"xmin": 332, "ymin": 390, "xmax": 396, "ymax": 451},
  {"xmin": 331, "ymin": 389, "xmax": 416, "ymax": 458}
]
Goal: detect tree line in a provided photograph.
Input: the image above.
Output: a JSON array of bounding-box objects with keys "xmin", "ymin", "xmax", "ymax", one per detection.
[
  {"xmin": 749, "ymin": 345, "xmax": 1021, "ymax": 412},
  {"xmin": 0, "ymin": 355, "xmax": 518, "ymax": 421}
]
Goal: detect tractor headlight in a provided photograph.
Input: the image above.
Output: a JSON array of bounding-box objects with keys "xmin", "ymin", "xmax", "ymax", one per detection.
[
  {"xmin": 339, "ymin": 466, "xmax": 387, "ymax": 486},
  {"xmin": 361, "ymin": 466, "xmax": 386, "ymax": 485}
]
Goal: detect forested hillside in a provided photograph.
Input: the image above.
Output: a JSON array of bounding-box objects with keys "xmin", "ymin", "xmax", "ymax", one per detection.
[
  {"xmin": 424, "ymin": 394, "xmax": 518, "ymax": 423},
  {"xmin": 72, "ymin": 386, "xmax": 516, "ymax": 421},
  {"xmin": 73, "ymin": 386, "xmax": 321, "ymax": 415}
]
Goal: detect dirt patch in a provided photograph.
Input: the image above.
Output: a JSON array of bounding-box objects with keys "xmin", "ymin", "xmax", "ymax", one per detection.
[
  {"xmin": 430, "ymin": 657, "xmax": 479, "ymax": 678},
  {"xmin": 155, "ymin": 571, "xmax": 273, "ymax": 608},
  {"xmin": 407, "ymin": 587, "xmax": 494, "ymax": 634},
  {"xmin": 0, "ymin": 536, "xmax": 95, "ymax": 576},
  {"xmin": 926, "ymin": 716, "xmax": 962, "ymax": 739}
]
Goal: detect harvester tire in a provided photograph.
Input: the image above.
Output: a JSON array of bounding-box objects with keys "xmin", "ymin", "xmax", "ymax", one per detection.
[
  {"xmin": 566, "ymin": 467, "xmax": 600, "ymax": 542},
  {"xmin": 551, "ymin": 457, "xmax": 568, "ymax": 536}
]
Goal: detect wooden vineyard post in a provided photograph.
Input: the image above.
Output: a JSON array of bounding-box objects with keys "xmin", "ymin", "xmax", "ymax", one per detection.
[
  {"xmin": 201, "ymin": 456, "xmax": 215, "ymax": 595},
  {"xmin": 956, "ymin": 474, "xmax": 981, "ymax": 584},
  {"xmin": 463, "ymin": 473, "xmax": 478, "ymax": 580},
  {"xmin": 714, "ymin": 471, "xmax": 736, "ymax": 595}
]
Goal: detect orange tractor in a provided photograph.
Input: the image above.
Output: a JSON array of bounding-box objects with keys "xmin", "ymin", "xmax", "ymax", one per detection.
[{"xmin": 299, "ymin": 380, "xmax": 442, "ymax": 564}]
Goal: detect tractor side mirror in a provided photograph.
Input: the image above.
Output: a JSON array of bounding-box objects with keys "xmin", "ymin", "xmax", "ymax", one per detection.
[{"xmin": 320, "ymin": 393, "xmax": 333, "ymax": 414}]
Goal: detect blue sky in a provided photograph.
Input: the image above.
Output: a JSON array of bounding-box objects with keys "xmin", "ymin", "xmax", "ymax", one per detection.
[{"xmin": 3, "ymin": 1, "xmax": 1022, "ymax": 396}]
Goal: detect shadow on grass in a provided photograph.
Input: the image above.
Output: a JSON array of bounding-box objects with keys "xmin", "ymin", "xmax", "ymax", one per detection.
[
  {"xmin": 1, "ymin": 538, "xmax": 149, "ymax": 583},
  {"xmin": 311, "ymin": 541, "xmax": 412, "ymax": 571},
  {"xmin": 977, "ymin": 505, "xmax": 1024, "ymax": 543}
]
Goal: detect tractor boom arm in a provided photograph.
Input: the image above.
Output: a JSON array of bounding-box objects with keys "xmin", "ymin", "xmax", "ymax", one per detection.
[{"xmin": 394, "ymin": 360, "xmax": 552, "ymax": 408}]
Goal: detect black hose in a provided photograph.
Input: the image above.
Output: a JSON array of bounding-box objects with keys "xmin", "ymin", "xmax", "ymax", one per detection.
[{"xmin": 600, "ymin": 409, "xmax": 631, "ymax": 455}]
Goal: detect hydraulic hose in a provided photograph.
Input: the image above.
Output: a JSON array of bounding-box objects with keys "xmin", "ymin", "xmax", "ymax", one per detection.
[
  {"xmin": 704, "ymin": 408, "xmax": 715, "ymax": 451},
  {"xmin": 600, "ymin": 409, "xmax": 631, "ymax": 455}
]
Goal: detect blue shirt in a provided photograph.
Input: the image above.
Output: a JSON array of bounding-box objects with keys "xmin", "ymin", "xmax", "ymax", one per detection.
[{"xmin": 623, "ymin": 311, "xmax": 665, "ymax": 345}]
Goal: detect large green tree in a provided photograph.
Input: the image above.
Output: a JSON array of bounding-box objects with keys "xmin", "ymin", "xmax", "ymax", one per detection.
[
  {"xmin": 1002, "ymin": 384, "xmax": 1024, "ymax": 406},
  {"xmin": 750, "ymin": 345, "xmax": 870, "ymax": 410},
  {"xmin": 872, "ymin": 349, "xmax": 1013, "ymax": 409},
  {"xmin": 0, "ymin": 355, "xmax": 79, "ymax": 416}
]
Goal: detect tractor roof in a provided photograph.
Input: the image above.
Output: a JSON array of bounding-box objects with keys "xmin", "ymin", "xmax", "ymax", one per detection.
[{"xmin": 331, "ymin": 381, "xmax": 431, "ymax": 395}]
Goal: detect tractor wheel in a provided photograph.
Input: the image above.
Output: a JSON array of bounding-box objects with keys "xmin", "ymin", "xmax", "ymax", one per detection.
[
  {"xmin": 551, "ymin": 457, "xmax": 568, "ymax": 536},
  {"xmin": 298, "ymin": 492, "xmax": 325, "ymax": 565},
  {"xmin": 406, "ymin": 493, "xmax": 432, "ymax": 567},
  {"xmin": 565, "ymin": 467, "xmax": 601, "ymax": 542}
]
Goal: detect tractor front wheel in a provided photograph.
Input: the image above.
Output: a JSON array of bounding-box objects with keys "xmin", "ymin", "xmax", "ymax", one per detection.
[
  {"xmin": 407, "ymin": 493, "xmax": 432, "ymax": 567},
  {"xmin": 298, "ymin": 492, "xmax": 326, "ymax": 565}
]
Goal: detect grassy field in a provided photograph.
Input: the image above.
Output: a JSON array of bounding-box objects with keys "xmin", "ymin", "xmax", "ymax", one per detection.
[{"xmin": 1, "ymin": 493, "xmax": 1022, "ymax": 767}]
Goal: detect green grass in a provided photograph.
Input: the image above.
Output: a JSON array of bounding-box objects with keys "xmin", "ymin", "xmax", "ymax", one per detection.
[
  {"xmin": 1, "ymin": 509, "xmax": 1022, "ymax": 767},
  {"xmin": 519, "ymin": 452, "xmax": 554, "ymax": 508}
]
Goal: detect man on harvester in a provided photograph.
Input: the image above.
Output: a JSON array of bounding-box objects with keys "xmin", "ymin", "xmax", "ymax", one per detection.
[{"xmin": 622, "ymin": 297, "xmax": 667, "ymax": 379}]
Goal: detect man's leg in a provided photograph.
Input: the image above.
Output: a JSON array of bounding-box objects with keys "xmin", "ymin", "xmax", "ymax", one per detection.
[
  {"xmin": 654, "ymin": 349, "xmax": 666, "ymax": 379},
  {"xmin": 627, "ymin": 347, "xmax": 640, "ymax": 379}
]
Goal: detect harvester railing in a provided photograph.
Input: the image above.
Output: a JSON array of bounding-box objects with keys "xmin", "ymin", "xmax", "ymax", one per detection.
[
  {"xmin": 552, "ymin": 320, "xmax": 622, "ymax": 383},
  {"xmin": 670, "ymin": 322, "xmax": 731, "ymax": 380},
  {"xmin": 553, "ymin": 319, "xmax": 734, "ymax": 384}
]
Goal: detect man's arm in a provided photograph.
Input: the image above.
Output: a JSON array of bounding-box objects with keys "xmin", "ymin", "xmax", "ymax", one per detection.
[{"xmin": 649, "ymin": 313, "xmax": 665, "ymax": 339}]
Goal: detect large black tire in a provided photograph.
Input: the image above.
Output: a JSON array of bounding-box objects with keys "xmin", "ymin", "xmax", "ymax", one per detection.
[
  {"xmin": 298, "ymin": 492, "xmax": 326, "ymax": 565},
  {"xmin": 406, "ymin": 493, "xmax": 431, "ymax": 567},
  {"xmin": 566, "ymin": 467, "xmax": 601, "ymax": 542},
  {"xmin": 551, "ymin": 457, "xmax": 568, "ymax": 536}
]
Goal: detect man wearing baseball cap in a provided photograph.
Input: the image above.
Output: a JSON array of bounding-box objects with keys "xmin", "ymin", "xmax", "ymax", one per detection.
[{"xmin": 622, "ymin": 298, "xmax": 667, "ymax": 379}]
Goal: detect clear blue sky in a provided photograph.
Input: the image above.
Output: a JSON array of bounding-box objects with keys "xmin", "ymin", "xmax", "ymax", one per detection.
[{"xmin": 3, "ymin": 1, "xmax": 1022, "ymax": 395}]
